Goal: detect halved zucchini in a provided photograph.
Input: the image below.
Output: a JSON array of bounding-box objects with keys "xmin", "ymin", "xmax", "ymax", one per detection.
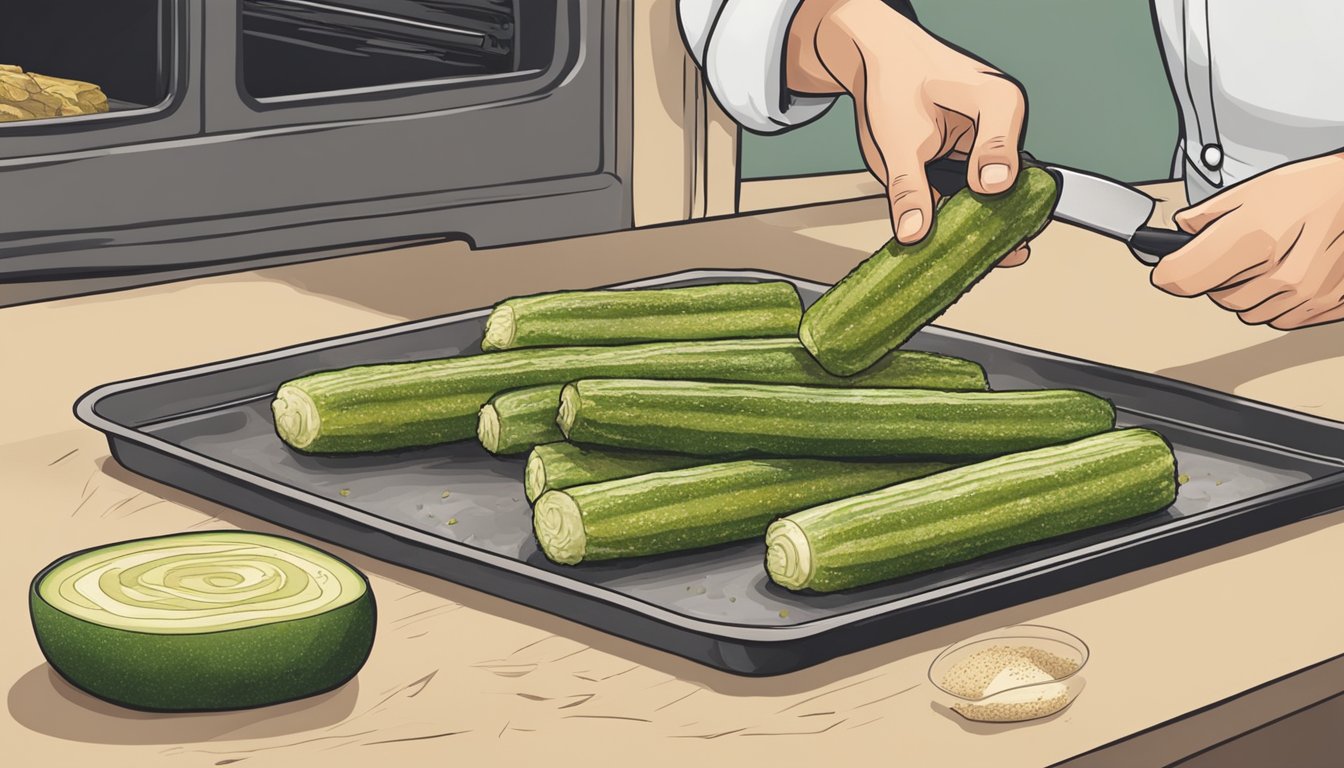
[{"xmin": 29, "ymin": 531, "xmax": 376, "ymax": 711}]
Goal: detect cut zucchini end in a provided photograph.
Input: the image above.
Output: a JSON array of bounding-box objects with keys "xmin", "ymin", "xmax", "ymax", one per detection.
[
  {"xmin": 533, "ymin": 491, "xmax": 587, "ymax": 565},
  {"xmin": 272, "ymin": 385, "xmax": 321, "ymax": 451},
  {"xmin": 481, "ymin": 305, "xmax": 516, "ymax": 351},
  {"xmin": 765, "ymin": 519, "xmax": 814, "ymax": 590},
  {"xmin": 477, "ymin": 404, "xmax": 503, "ymax": 454},
  {"xmin": 34, "ymin": 530, "xmax": 369, "ymax": 634},
  {"xmin": 556, "ymin": 384, "xmax": 579, "ymax": 438},
  {"xmin": 524, "ymin": 449, "xmax": 547, "ymax": 502},
  {"xmin": 29, "ymin": 531, "xmax": 375, "ymax": 711}
]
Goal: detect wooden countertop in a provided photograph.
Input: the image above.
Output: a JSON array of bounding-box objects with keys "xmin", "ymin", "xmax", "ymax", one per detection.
[{"xmin": 6, "ymin": 185, "xmax": 1344, "ymax": 767}]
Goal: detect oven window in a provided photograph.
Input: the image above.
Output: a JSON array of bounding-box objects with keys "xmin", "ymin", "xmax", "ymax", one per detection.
[
  {"xmin": 241, "ymin": 0, "xmax": 555, "ymax": 101},
  {"xmin": 0, "ymin": 0, "xmax": 172, "ymax": 123}
]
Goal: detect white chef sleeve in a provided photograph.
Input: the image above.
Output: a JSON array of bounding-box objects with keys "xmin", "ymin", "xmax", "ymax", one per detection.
[{"xmin": 677, "ymin": 0, "xmax": 837, "ymax": 134}]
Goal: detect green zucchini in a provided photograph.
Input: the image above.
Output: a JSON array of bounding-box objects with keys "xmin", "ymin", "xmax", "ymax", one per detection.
[
  {"xmin": 29, "ymin": 531, "xmax": 375, "ymax": 711},
  {"xmin": 478, "ymin": 385, "xmax": 565, "ymax": 455},
  {"xmin": 800, "ymin": 167, "xmax": 1059, "ymax": 376},
  {"xmin": 534, "ymin": 458, "xmax": 956, "ymax": 565},
  {"xmin": 766, "ymin": 429, "xmax": 1177, "ymax": 592},
  {"xmin": 556, "ymin": 379, "xmax": 1114, "ymax": 458},
  {"xmin": 273, "ymin": 339, "xmax": 987, "ymax": 453},
  {"xmin": 525, "ymin": 443, "xmax": 710, "ymax": 502},
  {"xmin": 481, "ymin": 281, "xmax": 803, "ymax": 350}
]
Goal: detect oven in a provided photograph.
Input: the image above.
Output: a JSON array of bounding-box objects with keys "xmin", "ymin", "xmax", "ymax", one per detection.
[{"xmin": 0, "ymin": 0, "xmax": 628, "ymax": 284}]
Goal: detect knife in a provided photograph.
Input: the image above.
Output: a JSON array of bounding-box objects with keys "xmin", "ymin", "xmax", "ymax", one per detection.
[{"xmin": 925, "ymin": 154, "xmax": 1191, "ymax": 266}]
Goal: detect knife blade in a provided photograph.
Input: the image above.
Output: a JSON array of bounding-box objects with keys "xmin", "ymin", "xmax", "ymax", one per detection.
[{"xmin": 926, "ymin": 155, "xmax": 1191, "ymax": 266}]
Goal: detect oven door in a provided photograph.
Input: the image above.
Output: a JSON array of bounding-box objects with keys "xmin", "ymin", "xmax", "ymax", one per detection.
[
  {"xmin": 194, "ymin": 0, "xmax": 624, "ymax": 249},
  {"xmin": 0, "ymin": 0, "xmax": 626, "ymax": 290}
]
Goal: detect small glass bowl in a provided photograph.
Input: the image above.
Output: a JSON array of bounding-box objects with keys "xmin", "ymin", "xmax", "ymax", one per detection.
[{"xmin": 928, "ymin": 624, "xmax": 1089, "ymax": 723}]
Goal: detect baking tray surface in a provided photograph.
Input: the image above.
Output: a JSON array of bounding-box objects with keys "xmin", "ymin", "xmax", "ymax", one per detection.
[{"xmin": 77, "ymin": 270, "xmax": 1344, "ymax": 674}]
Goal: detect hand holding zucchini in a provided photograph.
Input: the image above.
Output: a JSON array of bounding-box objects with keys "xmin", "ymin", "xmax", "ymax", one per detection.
[
  {"xmin": 556, "ymin": 379, "xmax": 1114, "ymax": 458},
  {"xmin": 800, "ymin": 167, "xmax": 1059, "ymax": 376},
  {"xmin": 534, "ymin": 458, "xmax": 956, "ymax": 564},
  {"xmin": 482, "ymin": 281, "xmax": 803, "ymax": 350},
  {"xmin": 765, "ymin": 429, "xmax": 1177, "ymax": 592}
]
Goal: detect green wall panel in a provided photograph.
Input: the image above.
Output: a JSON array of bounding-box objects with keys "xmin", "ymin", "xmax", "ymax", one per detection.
[{"xmin": 739, "ymin": 0, "xmax": 1179, "ymax": 183}]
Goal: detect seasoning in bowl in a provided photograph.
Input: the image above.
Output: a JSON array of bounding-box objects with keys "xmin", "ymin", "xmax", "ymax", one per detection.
[{"xmin": 929, "ymin": 624, "xmax": 1088, "ymax": 723}]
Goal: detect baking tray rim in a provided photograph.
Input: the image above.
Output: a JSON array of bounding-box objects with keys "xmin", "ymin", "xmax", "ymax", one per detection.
[{"xmin": 73, "ymin": 268, "xmax": 1344, "ymax": 645}]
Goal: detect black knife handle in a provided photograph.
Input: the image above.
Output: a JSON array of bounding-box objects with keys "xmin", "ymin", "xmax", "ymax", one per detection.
[
  {"xmin": 926, "ymin": 153, "xmax": 1044, "ymax": 198},
  {"xmin": 1128, "ymin": 227, "xmax": 1193, "ymax": 266},
  {"xmin": 926, "ymin": 156, "xmax": 971, "ymax": 198}
]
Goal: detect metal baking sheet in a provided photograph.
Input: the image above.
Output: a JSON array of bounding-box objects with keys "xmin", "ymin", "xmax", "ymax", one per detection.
[{"xmin": 76, "ymin": 270, "xmax": 1344, "ymax": 675}]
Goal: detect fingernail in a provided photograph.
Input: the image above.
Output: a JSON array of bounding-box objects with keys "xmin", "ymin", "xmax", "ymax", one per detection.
[
  {"xmin": 979, "ymin": 163, "xmax": 1010, "ymax": 188},
  {"xmin": 897, "ymin": 209, "xmax": 924, "ymax": 242}
]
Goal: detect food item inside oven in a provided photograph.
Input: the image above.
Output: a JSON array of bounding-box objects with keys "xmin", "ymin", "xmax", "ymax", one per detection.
[{"xmin": 0, "ymin": 64, "xmax": 108, "ymax": 122}]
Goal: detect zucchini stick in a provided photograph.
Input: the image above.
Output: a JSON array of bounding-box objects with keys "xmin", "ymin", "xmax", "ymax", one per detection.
[
  {"xmin": 556, "ymin": 379, "xmax": 1114, "ymax": 458},
  {"xmin": 534, "ymin": 458, "xmax": 956, "ymax": 565},
  {"xmin": 800, "ymin": 168, "xmax": 1058, "ymax": 376},
  {"xmin": 482, "ymin": 281, "xmax": 803, "ymax": 351},
  {"xmin": 766, "ymin": 429, "xmax": 1177, "ymax": 592},
  {"xmin": 478, "ymin": 386, "xmax": 565, "ymax": 455},
  {"xmin": 524, "ymin": 443, "xmax": 710, "ymax": 502}
]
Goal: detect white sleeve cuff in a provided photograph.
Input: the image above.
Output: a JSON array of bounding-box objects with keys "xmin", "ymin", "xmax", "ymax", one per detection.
[{"xmin": 678, "ymin": 0, "xmax": 838, "ymax": 134}]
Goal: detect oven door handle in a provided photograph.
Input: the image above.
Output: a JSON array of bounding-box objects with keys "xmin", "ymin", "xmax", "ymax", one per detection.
[{"xmin": 251, "ymin": 0, "xmax": 490, "ymax": 42}]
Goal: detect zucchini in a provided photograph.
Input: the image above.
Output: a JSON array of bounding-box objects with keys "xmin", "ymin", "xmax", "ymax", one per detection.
[
  {"xmin": 525, "ymin": 443, "xmax": 709, "ymax": 502},
  {"xmin": 556, "ymin": 379, "xmax": 1114, "ymax": 458},
  {"xmin": 800, "ymin": 167, "xmax": 1059, "ymax": 376},
  {"xmin": 29, "ymin": 531, "xmax": 375, "ymax": 711},
  {"xmin": 478, "ymin": 385, "xmax": 565, "ymax": 455},
  {"xmin": 273, "ymin": 339, "xmax": 987, "ymax": 453},
  {"xmin": 765, "ymin": 429, "xmax": 1177, "ymax": 592},
  {"xmin": 534, "ymin": 458, "xmax": 955, "ymax": 565},
  {"xmin": 482, "ymin": 281, "xmax": 803, "ymax": 350}
]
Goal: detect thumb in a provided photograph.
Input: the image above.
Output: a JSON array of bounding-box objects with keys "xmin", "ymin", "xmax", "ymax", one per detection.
[
  {"xmin": 1173, "ymin": 191, "xmax": 1240, "ymax": 234},
  {"xmin": 886, "ymin": 156, "xmax": 935, "ymax": 244}
]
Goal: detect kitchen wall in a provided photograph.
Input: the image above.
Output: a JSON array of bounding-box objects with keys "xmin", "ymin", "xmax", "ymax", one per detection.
[{"xmin": 740, "ymin": 0, "xmax": 1179, "ymax": 183}]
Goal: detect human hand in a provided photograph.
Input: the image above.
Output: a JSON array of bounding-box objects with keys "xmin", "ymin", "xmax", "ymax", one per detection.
[
  {"xmin": 787, "ymin": 0, "xmax": 1031, "ymax": 265},
  {"xmin": 1151, "ymin": 153, "xmax": 1344, "ymax": 329}
]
